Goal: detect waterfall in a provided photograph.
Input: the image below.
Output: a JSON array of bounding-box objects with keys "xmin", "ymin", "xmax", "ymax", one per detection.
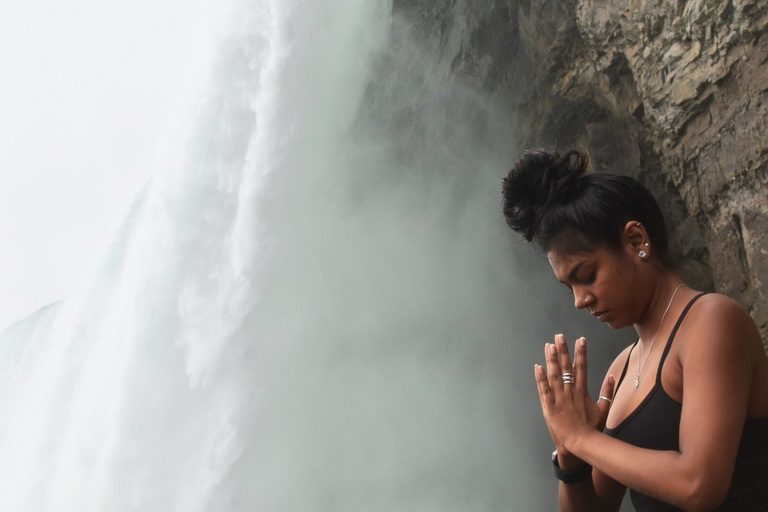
[{"xmin": 0, "ymin": 1, "xmax": 622, "ymax": 510}]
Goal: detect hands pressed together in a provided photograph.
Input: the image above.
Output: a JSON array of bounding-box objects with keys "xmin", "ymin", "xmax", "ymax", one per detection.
[{"xmin": 535, "ymin": 334, "xmax": 615, "ymax": 461}]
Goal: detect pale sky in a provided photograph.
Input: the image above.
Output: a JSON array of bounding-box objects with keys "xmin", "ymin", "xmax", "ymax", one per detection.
[{"xmin": 0, "ymin": 1, "xmax": 201, "ymax": 330}]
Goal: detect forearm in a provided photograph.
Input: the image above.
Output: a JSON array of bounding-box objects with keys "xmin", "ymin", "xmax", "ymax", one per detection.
[
  {"xmin": 559, "ymin": 473, "xmax": 610, "ymax": 512},
  {"xmin": 567, "ymin": 431, "xmax": 719, "ymax": 510},
  {"xmin": 557, "ymin": 453, "xmax": 613, "ymax": 512},
  {"xmin": 559, "ymin": 479, "xmax": 602, "ymax": 512}
]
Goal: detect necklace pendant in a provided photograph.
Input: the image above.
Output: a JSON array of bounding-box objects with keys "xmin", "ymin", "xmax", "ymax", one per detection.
[{"xmin": 634, "ymin": 375, "xmax": 640, "ymax": 388}]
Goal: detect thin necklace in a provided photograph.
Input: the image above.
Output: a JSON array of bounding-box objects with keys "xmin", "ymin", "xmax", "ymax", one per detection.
[{"xmin": 634, "ymin": 283, "xmax": 687, "ymax": 388}]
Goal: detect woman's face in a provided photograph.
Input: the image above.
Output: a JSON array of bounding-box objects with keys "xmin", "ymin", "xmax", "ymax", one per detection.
[{"xmin": 547, "ymin": 244, "xmax": 645, "ymax": 329}]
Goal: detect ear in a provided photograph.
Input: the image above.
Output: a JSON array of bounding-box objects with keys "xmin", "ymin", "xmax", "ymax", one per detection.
[{"xmin": 624, "ymin": 220, "xmax": 650, "ymax": 255}]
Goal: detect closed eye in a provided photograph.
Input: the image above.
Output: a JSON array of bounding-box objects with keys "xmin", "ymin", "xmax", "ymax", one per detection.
[{"xmin": 581, "ymin": 271, "xmax": 596, "ymax": 285}]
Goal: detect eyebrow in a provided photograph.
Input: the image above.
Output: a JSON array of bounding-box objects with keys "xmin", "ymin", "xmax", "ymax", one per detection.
[{"xmin": 561, "ymin": 261, "xmax": 585, "ymax": 284}]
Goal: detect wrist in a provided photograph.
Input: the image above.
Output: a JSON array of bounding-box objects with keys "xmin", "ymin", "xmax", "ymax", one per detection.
[
  {"xmin": 563, "ymin": 426, "xmax": 599, "ymax": 461},
  {"xmin": 552, "ymin": 449, "xmax": 592, "ymax": 485},
  {"xmin": 556, "ymin": 450, "xmax": 586, "ymax": 470}
]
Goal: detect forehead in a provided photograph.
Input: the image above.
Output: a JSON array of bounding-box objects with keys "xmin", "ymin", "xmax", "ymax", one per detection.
[
  {"xmin": 547, "ymin": 248, "xmax": 607, "ymax": 281},
  {"xmin": 547, "ymin": 250, "xmax": 585, "ymax": 277}
]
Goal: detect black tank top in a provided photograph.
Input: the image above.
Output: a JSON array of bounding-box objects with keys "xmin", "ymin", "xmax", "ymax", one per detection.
[{"xmin": 604, "ymin": 293, "xmax": 768, "ymax": 511}]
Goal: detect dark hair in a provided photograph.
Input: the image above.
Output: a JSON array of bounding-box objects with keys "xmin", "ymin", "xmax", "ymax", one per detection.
[{"xmin": 501, "ymin": 148, "xmax": 669, "ymax": 262}]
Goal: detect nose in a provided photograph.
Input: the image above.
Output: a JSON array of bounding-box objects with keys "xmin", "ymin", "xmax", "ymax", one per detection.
[{"xmin": 574, "ymin": 288, "xmax": 592, "ymax": 310}]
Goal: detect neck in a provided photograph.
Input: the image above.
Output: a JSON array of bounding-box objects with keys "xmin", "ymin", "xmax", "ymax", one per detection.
[{"xmin": 634, "ymin": 274, "xmax": 686, "ymax": 344}]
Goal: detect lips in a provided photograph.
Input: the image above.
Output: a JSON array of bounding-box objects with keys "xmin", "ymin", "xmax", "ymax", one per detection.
[{"xmin": 592, "ymin": 310, "xmax": 608, "ymax": 321}]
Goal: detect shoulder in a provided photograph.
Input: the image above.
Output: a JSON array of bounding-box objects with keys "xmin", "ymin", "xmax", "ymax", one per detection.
[
  {"xmin": 684, "ymin": 293, "xmax": 756, "ymax": 337},
  {"xmin": 688, "ymin": 292, "xmax": 746, "ymax": 314},
  {"xmin": 679, "ymin": 292, "xmax": 762, "ymax": 364}
]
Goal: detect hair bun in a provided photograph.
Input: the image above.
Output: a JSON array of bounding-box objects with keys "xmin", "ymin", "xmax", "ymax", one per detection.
[{"xmin": 501, "ymin": 148, "xmax": 588, "ymax": 241}]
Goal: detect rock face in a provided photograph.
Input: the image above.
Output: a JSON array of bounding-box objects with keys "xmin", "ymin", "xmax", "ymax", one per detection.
[{"xmin": 394, "ymin": 0, "xmax": 768, "ymax": 346}]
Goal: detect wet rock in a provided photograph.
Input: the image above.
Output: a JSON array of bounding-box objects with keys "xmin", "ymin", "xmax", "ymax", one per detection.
[{"xmin": 394, "ymin": 0, "xmax": 768, "ymax": 347}]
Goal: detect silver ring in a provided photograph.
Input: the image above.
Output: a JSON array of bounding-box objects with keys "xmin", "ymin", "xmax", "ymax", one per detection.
[
  {"xmin": 597, "ymin": 395, "xmax": 612, "ymax": 404},
  {"xmin": 562, "ymin": 372, "xmax": 574, "ymax": 385}
]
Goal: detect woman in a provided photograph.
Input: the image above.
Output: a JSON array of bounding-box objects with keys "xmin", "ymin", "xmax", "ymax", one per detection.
[{"xmin": 501, "ymin": 148, "xmax": 768, "ymax": 511}]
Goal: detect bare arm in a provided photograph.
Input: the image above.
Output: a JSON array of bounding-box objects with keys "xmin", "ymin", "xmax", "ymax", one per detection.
[
  {"xmin": 551, "ymin": 339, "xmax": 628, "ymax": 512},
  {"xmin": 543, "ymin": 296, "xmax": 760, "ymax": 511},
  {"xmin": 557, "ymin": 468, "xmax": 625, "ymax": 512}
]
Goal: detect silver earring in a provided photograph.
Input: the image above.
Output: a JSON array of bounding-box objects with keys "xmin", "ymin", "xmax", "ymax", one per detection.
[
  {"xmin": 639, "ymin": 250, "xmax": 648, "ymax": 259},
  {"xmin": 644, "ymin": 242, "xmax": 649, "ymax": 247}
]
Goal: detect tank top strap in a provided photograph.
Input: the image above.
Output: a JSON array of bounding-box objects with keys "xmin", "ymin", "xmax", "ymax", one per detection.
[
  {"xmin": 613, "ymin": 340, "xmax": 638, "ymax": 395},
  {"xmin": 655, "ymin": 292, "xmax": 709, "ymax": 384}
]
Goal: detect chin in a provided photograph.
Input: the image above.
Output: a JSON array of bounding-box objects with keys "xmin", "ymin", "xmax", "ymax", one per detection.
[{"xmin": 605, "ymin": 316, "xmax": 631, "ymax": 330}]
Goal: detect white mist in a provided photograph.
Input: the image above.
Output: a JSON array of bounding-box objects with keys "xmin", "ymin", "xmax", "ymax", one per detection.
[{"xmin": 0, "ymin": 1, "xmax": 625, "ymax": 510}]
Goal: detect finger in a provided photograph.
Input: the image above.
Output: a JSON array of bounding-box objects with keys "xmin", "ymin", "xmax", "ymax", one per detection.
[
  {"xmin": 555, "ymin": 334, "xmax": 574, "ymax": 378},
  {"xmin": 534, "ymin": 364, "xmax": 553, "ymax": 408},
  {"xmin": 545, "ymin": 343, "xmax": 563, "ymax": 394},
  {"xmin": 596, "ymin": 374, "xmax": 616, "ymax": 421},
  {"xmin": 574, "ymin": 337, "xmax": 588, "ymax": 394}
]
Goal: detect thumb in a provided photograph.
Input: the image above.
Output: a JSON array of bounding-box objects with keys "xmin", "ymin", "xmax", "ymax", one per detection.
[{"xmin": 596, "ymin": 374, "xmax": 616, "ymax": 423}]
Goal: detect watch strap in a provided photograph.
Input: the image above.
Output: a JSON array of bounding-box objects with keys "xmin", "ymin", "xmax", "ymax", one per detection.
[{"xmin": 552, "ymin": 449, "xmax": 592, "ymax": 485}]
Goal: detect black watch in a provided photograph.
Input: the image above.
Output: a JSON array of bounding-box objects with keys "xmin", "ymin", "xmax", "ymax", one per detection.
[{"xmin": 552, "ymin": 449, "xmax": 592, "ymax": 484}]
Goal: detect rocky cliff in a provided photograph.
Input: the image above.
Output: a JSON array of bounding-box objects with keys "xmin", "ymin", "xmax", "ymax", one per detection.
[{"xmin": 395, "ymin": 0, "xmax": 768, "ymax": 346}]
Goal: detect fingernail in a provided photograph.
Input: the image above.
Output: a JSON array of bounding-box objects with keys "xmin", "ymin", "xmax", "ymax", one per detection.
[
  {"xmin": 609, "ymin": 374, "xmax": 615, "ymax": 384},
  {"xmin": 579, "ymin": 338, "xmax": 586, "ymax": 347},
  {"xmin": 549, "ymin": 344, "xmax": 556, "ymax": 355}
]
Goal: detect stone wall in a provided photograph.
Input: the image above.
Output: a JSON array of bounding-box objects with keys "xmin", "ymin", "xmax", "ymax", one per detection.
[{"xmin": 394, "ymin": 0, "xmax": 768, "ymax": 346}]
